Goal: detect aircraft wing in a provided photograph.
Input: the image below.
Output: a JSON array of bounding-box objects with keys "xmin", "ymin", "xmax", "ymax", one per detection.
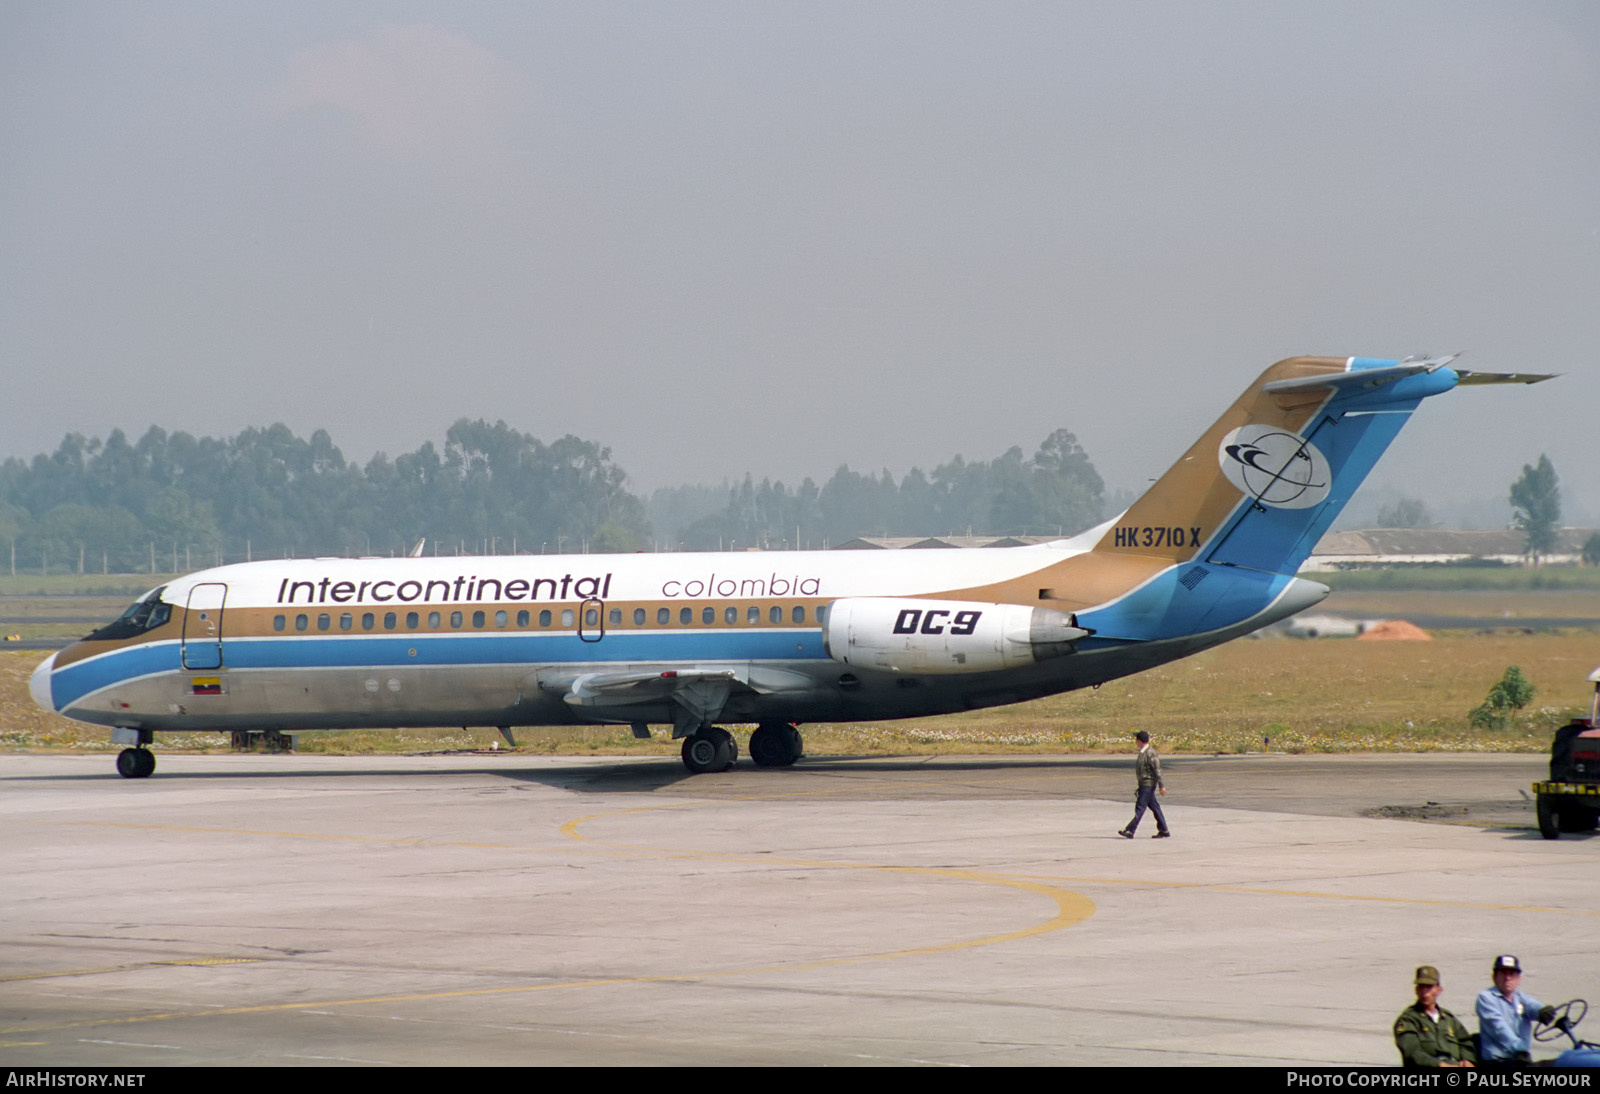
[
  {"xmin": 549, "ymin": 665, "xmax": 820, "ymax": 710},
  {"xmin": 563, "ymin": 669, "xmax": 737, "ymax": 708}
]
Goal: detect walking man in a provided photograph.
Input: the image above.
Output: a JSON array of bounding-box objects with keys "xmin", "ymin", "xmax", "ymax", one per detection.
[{"xmin": 1119, "ymin": 730, "xmax": 1170, "ymax": 838}]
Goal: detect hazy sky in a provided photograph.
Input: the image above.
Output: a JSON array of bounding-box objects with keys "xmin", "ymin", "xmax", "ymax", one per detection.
[{"xmin": 4, "ymin": 1, "xmax": 1596, "ymax": 527}]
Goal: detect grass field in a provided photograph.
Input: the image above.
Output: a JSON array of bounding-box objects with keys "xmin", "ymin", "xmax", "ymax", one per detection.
[
  {"xmin": 1322, "ymin": 587, "xmax": 1600, "ymax": 621},
  {"xmin": 5, "ymin": 628, "xmax": 1594, "ymax": 759},
  {"xmin": 1319, "ymin": 566, "xmax": 1600, "ymax": 592}
]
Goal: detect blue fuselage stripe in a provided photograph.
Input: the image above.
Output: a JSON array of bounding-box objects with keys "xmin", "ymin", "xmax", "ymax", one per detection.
[{"xmin": 51, "ymin": 629, "xmax": 829, "ymax": 710}]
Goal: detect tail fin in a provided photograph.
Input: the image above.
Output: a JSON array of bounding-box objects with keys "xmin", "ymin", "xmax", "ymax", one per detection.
[{"xmin": 1092, "ymin": 355, "xmax": 1528, "ymax": 576}]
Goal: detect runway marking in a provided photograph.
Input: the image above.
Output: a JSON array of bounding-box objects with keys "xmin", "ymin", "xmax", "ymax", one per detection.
[
  {"xmin": 0, "ymin": 957, "xmax": 262, "ymax": 983},
  {"xmin": 1029, "ymin": 874, "xmax": 1600, "ymax": 918},
  {"xmin": 11, "ymin": 772, "xmax": 1580, "ymax": 1040},
  {"xmin": 4, "ymin": 811, "xmax": 1096, "ymax": 1038},
  {"xmin": 1, "ymin": 875, "xmax": 1094, "ymax": 1037}
]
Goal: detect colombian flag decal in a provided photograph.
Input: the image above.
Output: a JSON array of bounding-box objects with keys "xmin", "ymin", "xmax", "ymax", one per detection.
[{"xmin": 191, "ymin": 677, "xmax": 223, "ymax": 696}]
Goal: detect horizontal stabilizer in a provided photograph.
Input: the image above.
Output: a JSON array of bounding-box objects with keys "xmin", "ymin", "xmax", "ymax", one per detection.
[
  {"xmin": 1263, "ymin": 356, "xmax": 1457, "ymax": 396},
  {"xmin": 1452, "ymin": 369, "xmax": 1558, "ymax": 386}
]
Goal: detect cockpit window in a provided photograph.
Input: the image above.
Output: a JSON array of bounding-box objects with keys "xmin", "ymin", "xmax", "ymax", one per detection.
[{"xmin": 85, "ymin": 586, "xmax": 173, "ymax": 641}]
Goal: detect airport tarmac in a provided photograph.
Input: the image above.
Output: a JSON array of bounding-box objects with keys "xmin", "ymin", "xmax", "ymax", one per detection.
[{"xmin": 2, "ymin": 750, "xmax": 1595, "ymax": 1067}]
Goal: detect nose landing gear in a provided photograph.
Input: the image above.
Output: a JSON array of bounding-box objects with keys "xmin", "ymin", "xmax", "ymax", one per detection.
[{"xmin": 115, "ymin": 747, "xmax": 156, "ymax": 779}]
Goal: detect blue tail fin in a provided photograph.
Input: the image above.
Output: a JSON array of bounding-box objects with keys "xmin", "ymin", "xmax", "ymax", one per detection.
[{"xmin": 1095, "ymin": 355, "xmax": 1470, "ymax": 576}]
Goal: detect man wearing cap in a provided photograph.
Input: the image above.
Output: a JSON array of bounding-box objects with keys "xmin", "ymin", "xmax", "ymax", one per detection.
[
  {"xmin": 1118, "ymin": 730, "xmax": 1170, "ymax": 839},
  {"xmin": 1395, "ymin": 965, "xmax": 1476, "ymax": 1067},
  {"xmin": 1476, "ymin": 955, "xmax": 1555, "ymax": 1065}
]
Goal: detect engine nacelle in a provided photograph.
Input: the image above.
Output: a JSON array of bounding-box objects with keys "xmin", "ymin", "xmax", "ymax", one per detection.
[{"xmin": 822, "ymin": 598, "xmax": 1089, "ymax": 675}]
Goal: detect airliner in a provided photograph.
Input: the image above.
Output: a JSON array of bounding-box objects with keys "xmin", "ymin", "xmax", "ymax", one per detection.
[{"xmin": 30, "ymin": 355, "xmax": 1547, "ymax": 778}]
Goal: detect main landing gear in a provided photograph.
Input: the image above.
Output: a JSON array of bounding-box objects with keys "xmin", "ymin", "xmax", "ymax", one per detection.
[
  {"xmin": 681, "ymin": 727, "xmax": 738, "ymax": 774},
  {"xmin": 678, "ymin": 722, "xmax": 804, "ymax": 774},
  {"xmin": 748, "ymin": 722, "xmax": 803, "ymax": 768},
  {"xmin": 116, "ymin": 747, "xmax": 156, "ymax": 779}
]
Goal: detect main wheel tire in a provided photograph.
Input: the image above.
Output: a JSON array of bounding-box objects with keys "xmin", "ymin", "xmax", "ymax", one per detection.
[
  {"xmin": 749, "ymin": 724, "xmax": 802, "ymax": 767},
  {"xmin": 749, "ymin": 726, "xmax": 782, "ymax": 767},
  {"xmin": 1537, "ymin": 794, "xmax": 1560, "ymax": 840},
  {"xmin": 706, "ymin": 727, "xmax": 736, "ymax": 771},
  {"xmin": 779, "ymin": 725, "xmax": 802, "ymax": 766},
  {"xmin": 134, "ymin": 748, "xmax": 156, "ymax": 777},
  {"xmin": 682, "ymin": 733, "xmax": 721, "ymax": 774}
]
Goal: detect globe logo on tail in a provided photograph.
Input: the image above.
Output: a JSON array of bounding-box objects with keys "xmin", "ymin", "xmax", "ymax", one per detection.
[{"xmin": 1218, "ymin": 425, "xmax": 1331, "ymax": 509}]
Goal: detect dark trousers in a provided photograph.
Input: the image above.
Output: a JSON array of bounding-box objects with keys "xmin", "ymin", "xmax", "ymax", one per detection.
[{"xmin": 1127, "ymin": 786, "xmax": 1168, "ymax": 834}]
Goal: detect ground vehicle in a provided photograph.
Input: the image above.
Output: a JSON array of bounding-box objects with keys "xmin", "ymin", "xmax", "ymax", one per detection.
[{"xmin": 1534, "ymin": 668, "xmax": 1600, "ymax": 839}]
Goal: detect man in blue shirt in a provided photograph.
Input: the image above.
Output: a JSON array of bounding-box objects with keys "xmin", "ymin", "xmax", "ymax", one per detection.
[{"xmin": 1476, "ymin": 954, "xmax": 1556, "ymax": 1065}]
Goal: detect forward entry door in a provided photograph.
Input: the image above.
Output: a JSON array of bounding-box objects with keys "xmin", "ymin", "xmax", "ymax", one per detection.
[{"xmin": 182, "ymin": 583, "xmax": 227, "ymax": 669}]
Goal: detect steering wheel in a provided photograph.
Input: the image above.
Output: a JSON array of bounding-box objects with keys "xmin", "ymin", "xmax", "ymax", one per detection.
[{"xmin": 1535, "ymin": 999, "xmax": 1587, "ymax": 1043}]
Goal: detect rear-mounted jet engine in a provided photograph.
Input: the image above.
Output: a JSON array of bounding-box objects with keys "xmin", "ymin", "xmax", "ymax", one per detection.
[{"xmin": 822, "ymin": 597, "xmax": 1088, "ymax": 675}]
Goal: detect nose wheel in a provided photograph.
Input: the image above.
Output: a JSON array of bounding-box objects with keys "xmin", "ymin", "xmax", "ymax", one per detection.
[{"xmin": 116, "ymin": 747, "xmax": 156, "ymax": 779}]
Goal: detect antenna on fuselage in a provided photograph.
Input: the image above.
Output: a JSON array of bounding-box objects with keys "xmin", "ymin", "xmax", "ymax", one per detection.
[{"xmin": 409, "ymin": 538, "xmax": 426, "ymax": 558}]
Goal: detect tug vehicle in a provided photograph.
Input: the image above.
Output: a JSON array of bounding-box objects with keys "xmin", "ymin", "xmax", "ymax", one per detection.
[{"xmin": 1534, "ymin": 668, "xmax": 1600, "ymax": 839}]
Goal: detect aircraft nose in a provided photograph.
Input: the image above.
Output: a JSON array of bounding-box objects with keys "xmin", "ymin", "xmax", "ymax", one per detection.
[{"xmin": 29, "ymin": 652, "xmax": 57, "ymax": 712}]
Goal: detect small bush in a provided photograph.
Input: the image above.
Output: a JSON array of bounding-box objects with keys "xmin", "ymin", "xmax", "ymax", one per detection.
[{"xmin": 1469, "ymin": 666, "xmax": 1535, "ymax": 729}]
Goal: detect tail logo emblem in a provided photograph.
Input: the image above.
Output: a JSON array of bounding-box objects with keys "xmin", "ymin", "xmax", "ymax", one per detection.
[{"xmin": 1218, "ymin": 425, "xmax": 1330, "ymax": 509}]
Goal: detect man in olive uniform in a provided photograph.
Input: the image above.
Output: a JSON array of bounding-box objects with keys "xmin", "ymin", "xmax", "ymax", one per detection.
[
  {"xmin": 1118, "ymin": 730, "xmax": 1170, "ymax": 838},
  {"xmin": 1395, "ymin": 965, "xmax": 1476, "ymax": 1068}
]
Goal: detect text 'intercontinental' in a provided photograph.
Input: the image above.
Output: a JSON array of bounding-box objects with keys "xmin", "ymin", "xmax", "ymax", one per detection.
[{"xmin": 275, "ymin": 570, "xmax": 825, "ymax": 606}]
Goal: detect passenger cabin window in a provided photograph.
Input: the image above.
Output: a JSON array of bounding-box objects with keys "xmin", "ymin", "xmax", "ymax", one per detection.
[
  {"xmin": 610, "ymin": 608, "xmax": 622, "ymax": 626},
  {"xmin": 318, "ymin": 613, "xmax": 331, "ymax": 631},
  {"xmin": 450, "ymin": 611, "xmax": 463, "ymax": 629},
  {"xmin": 273, "ymin": 615, "xmax": 286, "ymax": 632},
  {"xmin": 633, "ymin": 608, "xmax": 646, "ymax": 625},
  {"xmin": 658, "ymin": 608, "xmax": 670, "ymax": 625},
  {"xmin": 495, "ymin": 610, "xmax": 508, "ymax": 627},
  {"xmin": 295, "ymin": 614, "xmax": 309, "ymax": 632},
  {"xmin": 405, "ymin": 612, "xmax": 419, "ymax": 629},
  {"xmin": 561, "ymin": 609, "xmax": 575, "ymax": 627},
  {"xmin": 428, "ymin": 611, "xmax": 441, "ymax": 629},
  {"xmin": 472, "ymin": 610, "xmax": 486, "ymax": 628},
  {"xmin": 362, "ymin": 612, "xmax": 375, "ymax": 630},
  {"xmin": 724, "ymin": 607, "xmax": 738, "ymax": 624},
  {"xmin": 517, "ymin": 610, "xmax": 530, "ymax": 627},
  {"xmin": 540, "ymin": 610, "xmax": 552, "ymax": 627},
  {"xmin": 701, "ymin": 607, "xmax": 714, "ymax": 624},
  {"xmin": 748, "ymin": 606, "xmax": 761, "ymax": 624},
  {"xmin": 384, "ymin": 612, "xmax": 397, "ymax": 630},
  {"xmin": 769, "ymin": 606, "xmax": 782, "ymax": 624},
  {"xmin": 340, "ymin": 613, "xmax": 353, "ymax": 630},
  {"xmin": 679, "ymin": 608, "xmax": 692, "ymax": 625}
]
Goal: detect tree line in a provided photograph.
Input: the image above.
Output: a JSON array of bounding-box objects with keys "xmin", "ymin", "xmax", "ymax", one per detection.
[
  {"xmin": 660, "ymin": 428, "xmax": 1104, "ymax": 550},
  {"xmin": 0, "ymin": 421, "xmax": 1106, "ymax": 574}
]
